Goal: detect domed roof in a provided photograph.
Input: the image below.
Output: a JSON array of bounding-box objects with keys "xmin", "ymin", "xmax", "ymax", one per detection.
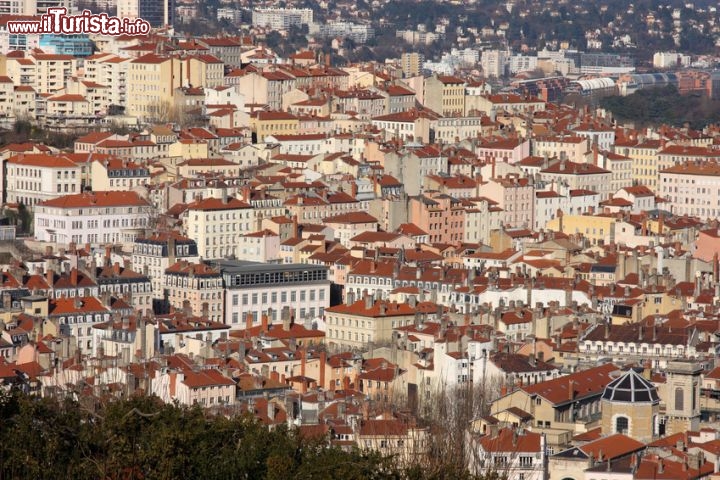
[{"xmin": 601, "ymin": 368, "xmax": 659, "ymax": 403}]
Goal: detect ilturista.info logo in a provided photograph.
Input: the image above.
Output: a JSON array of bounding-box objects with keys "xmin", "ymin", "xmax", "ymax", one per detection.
[{"xmin": 7, "ymin": 8, "xmax": 151, "ymax": 35}]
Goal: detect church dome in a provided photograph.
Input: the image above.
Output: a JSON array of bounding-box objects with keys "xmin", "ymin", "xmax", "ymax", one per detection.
[{"xmin": 601, "ymin": 368, "xmax": 659, "ymax": 403}]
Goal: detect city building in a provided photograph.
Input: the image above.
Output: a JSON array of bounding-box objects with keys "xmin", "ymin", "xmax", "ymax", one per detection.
[
  {"xmin": 34, "ymin": 191, "xmax": 154, "ymax": 247},
  {"xmin": 212, "ymin": 260, "xmax": 330, "ymax": 329}
]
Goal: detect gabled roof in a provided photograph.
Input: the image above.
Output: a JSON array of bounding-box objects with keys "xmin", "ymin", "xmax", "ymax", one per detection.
[{"xmin": 520, "ymin": 363, "xmax": 618, "ymax": 405}]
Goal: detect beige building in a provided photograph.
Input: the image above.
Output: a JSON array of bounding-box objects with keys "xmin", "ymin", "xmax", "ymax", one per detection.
[
  {"xmin": 152, "ymin": 366, "xmax": 236, "ymax": 407},
  {"xmin": 491, "ymin": 363, "xmax": 619, "ymax": 451},
  {"xmin": 660, "ymin": 360, "xmax": 702, "ymax": 436},
  {"xmin": 91, "ymin": 157, "xmax": 150, "ymax": 191},
  {"xmin": 614, "ymin": 139, "xmax": 663, "ymax": 191},
  {"xmin": 249, "ymin": 110, "xmax": 299, "ymax": 141},
  {"xmin": 126, "ymin": 53, "xmax": 183, "ymax": 120},
  {"xmin": 423, "ymin": 74, "xmax": 465, "ymax": 117},
  {"xmin": 163, "ymin": 261, "xmax": 224, "ymax": 323},
  {"xmin": 600, "ymin": 368, "xmax": 660, "ymax": 442},
  {"xmin": 325, "ymin": 295, "xmax": 417, "ymax": 349},
  {"xmin": 234, "ymin": 69, "xmax": 296, "ymax": 110},
  {"xmin": 539, "ymin": 159, "xmax": 613, "ymax": 200},
  {"xmin": 357, "ymin": 417, "xmax": 428, "ymax": 467},
  {"xmin": 182, "ymin": 196, "xmax": 254, "ymax": 259},
  {"xmin": 400, "ymin": 53, "xmax": 423, "ymax": 78},
  {"xmin": 31, "ymin": 52, "xmax": 77, "ymax": 93},
  {"xmin": 533, "ymin": 136, "xmax": 589, "ymax": 163}
]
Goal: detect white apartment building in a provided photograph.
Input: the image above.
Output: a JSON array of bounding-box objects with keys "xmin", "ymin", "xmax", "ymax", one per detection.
[
  {"xmin": 5, "ymin": 153, "xmax": 81, "ymax": 206},
  {"xmin": 653, "ymin": 51, "xmax": 691, "ymax": 69},
  {"xmin": 481, "ymin": 49, "xmax": 509, "ymax": 78},
  {"xmin": 82, "ymin": 53, "xmax": 131, "ymax": 110},
  {"xmin": 509, "ymin": 54, "xmax": 539, "ymax": 74},
  {"xmin": 213, "ymin": 260, "xmax": 330, "ymax": 329},
  {"xmin": 251, "ymin": 8, "xmax": 313, "ymax": 30},
  {"xmin": 182, "ymin": 196, "xmax": 255, "ymax": 259},
  {"xmin": 34, "ymin": 191, "xmax": 154, "ymax": 247}
]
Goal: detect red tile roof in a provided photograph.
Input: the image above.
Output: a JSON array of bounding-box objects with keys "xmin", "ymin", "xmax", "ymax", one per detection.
[
  {"xmin": 39, "ymin": 191, "xmax": 149, "ymax": 208},
  {"xmin": 521, "ymin": 363, "xmax": 618, "ymax": 405}
]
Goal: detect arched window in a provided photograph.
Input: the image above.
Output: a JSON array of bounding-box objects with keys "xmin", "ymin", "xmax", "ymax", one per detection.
[
  {"xmin": 616, "ymin": 416, "xmax": 629, "ymax": 434},
  {"xmin": 675, "ymin": 387, "xmax": 684, "ymax": 412}
]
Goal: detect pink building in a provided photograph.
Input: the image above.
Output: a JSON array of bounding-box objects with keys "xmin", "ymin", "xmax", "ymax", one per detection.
[
  {"xmin": 475, "ymin": 137, "xmax": 531, "ymax": 165},
  {"xmin": 409, "ymin": 192, "xmax": 465, "ymax": 244},
  {"xmin": 660, "ymin": 161, "xmax": 720, "ymax": 219},
  {"xmin": 481, "ymin": 175, "xmax": 534, "ymax": 229}
]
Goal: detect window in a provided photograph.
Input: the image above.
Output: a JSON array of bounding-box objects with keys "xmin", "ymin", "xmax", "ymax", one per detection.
[
  {"xmin": 675, "ymin": 387, "xmax": 685, "ymax": 412},
  {"xmin": 615, "ymin": 416, "xmax": 629, "ymax": 434}
]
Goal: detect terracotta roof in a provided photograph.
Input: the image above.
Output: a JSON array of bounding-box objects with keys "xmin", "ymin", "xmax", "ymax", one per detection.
[
  {"xmin": 323, "ymin": 211, "xmax": 378, "ymax": 224},
  {"xmin": 39, "ymin": 191, "xmax": 149, "ymax": 208},
  {"xmin": 555, "ymin": 433, "xmax": 644, "ymax": 461},
  {"xmin": 521, "ymin": 363, "xmax": 618, "ymax": 405},
  {"xmin": 479, "ymin": 427, "xmax": 542, "ymax": 453},
  {"xmin": 7, "ymin": 153, "xmax": 77, "ymax": 168}
]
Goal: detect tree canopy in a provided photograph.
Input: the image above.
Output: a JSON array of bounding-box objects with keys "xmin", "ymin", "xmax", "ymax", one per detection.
[
  {"xmin": 600, "ymin": 85, "xmax": 720, "ymax": 129},
  {"xmin": 0, "ymin": 390, "xmax": 499, "ymax": 480}
]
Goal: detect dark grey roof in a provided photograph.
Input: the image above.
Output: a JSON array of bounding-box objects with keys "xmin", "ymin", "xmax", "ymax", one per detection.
[{"xmin": 601, "ymin": 368, "xmax": 659, "ymax": 404}]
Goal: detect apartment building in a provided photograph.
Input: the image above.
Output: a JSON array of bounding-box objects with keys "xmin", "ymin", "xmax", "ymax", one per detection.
[
  {"xmin": 409, "ymin": 192, "xmax": 465, "ymax": 244},
  {"xmin": 473, "ymin": 93, "xmax": 545, "ymax": 115},
  {"xmin": 614, "ymin": 139, "xmax": 663, "ymax": 191},
  {"xmin": 126, "ymin": 53, "xmax": 184, "ymax": 120},
  {"xmin": 163, "ymin": 261, "xmax": 224, "ymax": 322},
  {"xmin": 91, "ymin": 158, "xmax": 151, "ymax": 191},
  {"xmin": 383, "ymin": 144, "xmax": 448, "ymax": 196},
  {"xmin": 182, "ymin": 196, "xmax": 254, "ymax": 259},
  {"xmin": 47, "ymin": 296, "xmax": 111, "ymax": 351},
  {"xmin": 82, "ymin": 53, "xmax": 132, "ymax": 110},
  {"xmin": 482, "ymin": 175, "xmax": 535, "ymax": 229},
  {"xmin": 654, "ymin": 145, "xmax": 720, "ymax": 191},
  {"xmin": 533, "ymin": 135, "xmax": 588, "ymax": 163},
  {"xmin": 31, "ymin": 52, "xmax": 76, "ymax": 93},
  {"xmin": 423, "ymin": 74, "xmax": 466, "ymax": 117},
  {"xmin": 234, "ymin": 69, "xmax": 296, "ymax": 110},
  {"xmin": 539, "ymin": 159, "xmax": 613, "ymax": 200},
  {"xmin": 5, "ymin": 153, "xmax": 81, "ymax": 206},
  {"xmin": 132, "ymin": 232, "xmax": 200, "ymax": 299},
  {"xmin": 325, "ymin": 295, "xmax": 417, "ymax": 350},
  {"xmin": 214, "ymin": 260, "xmax": 330, "ymax": 328},
  {"xmin": 373, "ymin": 108, "xmax": 437, "ymax": 143},
  {"xmin": 476, "ymin": 137, "xmax": 531, "ymax": 165},
  {"xmin": 0, "ymin": 75, "xmax": 14, "ymax": 122},
  {"xmin": 5, "ymin": 54, "xmax": 36, "ymax": 87},
  {"xmin": 34, "ymin": 191, "xmax": 154, "ymax": 247},
  {"xmin": 660, "ymin": 161, "xmax": 720, "ymax": 218},
  {"xmin": 152, "ymin": 366, "xmax": 236, "ymax": 407},
  {"xmin": 251, "ymin": 8, "xmax": 313, "ymax": 30},
  {"xmin": 250, "ymin": 111, "xmax": 300, "ymax": 141}
]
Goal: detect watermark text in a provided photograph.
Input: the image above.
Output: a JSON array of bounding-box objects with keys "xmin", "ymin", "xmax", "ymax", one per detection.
[{"xmin": 7, "ymin": 8, "xmax": 151, "ymax": 35}]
